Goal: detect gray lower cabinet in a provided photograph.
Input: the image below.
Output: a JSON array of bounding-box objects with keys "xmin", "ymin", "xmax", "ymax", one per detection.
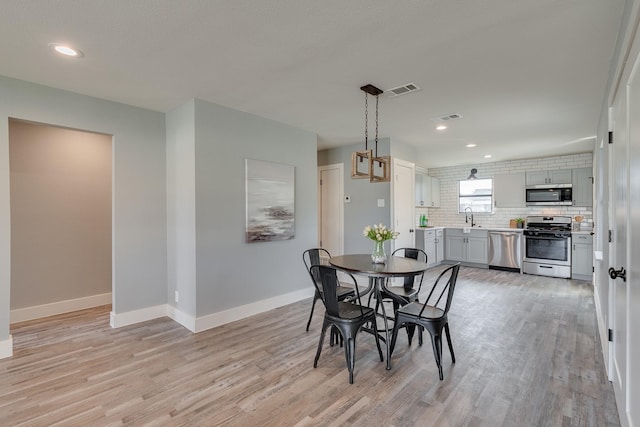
[
  {"xmin": 416, "ymin": 228, "xmax": 444, "ymax": 267},
  {"xmin": 572, "ymin": 233, "xmax": 593, "ymax": 280},
  {"xmin": 445, "ymin": 228, "xmax": 488, "ymax": 265}
]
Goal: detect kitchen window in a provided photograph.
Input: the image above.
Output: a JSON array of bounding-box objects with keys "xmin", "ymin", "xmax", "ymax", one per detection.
[{"xmin": 459, "ymin": 178, "xmax": 493, "ymax": 213}]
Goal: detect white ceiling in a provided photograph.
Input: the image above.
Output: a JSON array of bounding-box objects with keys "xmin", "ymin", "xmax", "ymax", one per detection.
[{"xmin": 0, "ymin": 0, "xmax": 626, "ymax": 167}]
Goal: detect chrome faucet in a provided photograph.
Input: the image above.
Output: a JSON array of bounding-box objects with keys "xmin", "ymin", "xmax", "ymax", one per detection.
[{"xmin": 464, "ymin": 207, "xmax": 476, "ymax": 227}]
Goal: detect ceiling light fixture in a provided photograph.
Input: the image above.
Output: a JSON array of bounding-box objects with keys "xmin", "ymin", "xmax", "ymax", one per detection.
[
  {"xmin": 436, "ymin": 124, "xmax": 447, "ymax": 131},
  {"xmin": 467, "ymin": 168, "xmax": 478, "ymax": 180},
  {"xmin": 484, "ymin": 154, "xmax": 492, "ymax": 158},
  {"xmin": 351, "ymin": 84, "xmax": 390, "ymax": 183},
  {"xmin": 466, "ymin": 143, "xmax": 477, "ymax": 148},
  {"xmin": 49, "ymin": 43, "xmax": 84, "ymax": 58}
]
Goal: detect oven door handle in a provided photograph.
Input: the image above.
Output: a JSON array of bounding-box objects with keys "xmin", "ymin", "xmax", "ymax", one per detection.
[{"xmin": 525, "ymin": 235, "xmax": 569, "ymax": 241}]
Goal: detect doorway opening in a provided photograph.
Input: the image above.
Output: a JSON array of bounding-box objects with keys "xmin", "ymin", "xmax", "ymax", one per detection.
[{"xmin": 8, "ymin": 118, "xmax": 113, "ymax": 323}]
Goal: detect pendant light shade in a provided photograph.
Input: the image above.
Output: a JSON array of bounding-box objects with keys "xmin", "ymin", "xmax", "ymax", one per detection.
[{"xmin": 351, "ymin": 84, "xmax": 390, "ymax": 183}]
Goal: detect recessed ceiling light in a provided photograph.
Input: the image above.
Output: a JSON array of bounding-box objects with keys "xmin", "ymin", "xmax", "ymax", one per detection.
[
  {"xmin": 484, "ymin": 154, "xmax": 492, "ymax": 158},
  {"xmin": 466, "ymin": 143, "xmax": 477, "ymax": 148},
  {"xmin": 49, "ymin": 43, "xmax": 84, "ymax": 58},
  {"xmin": 436, "ymin": 124, "xmax": 447, "ymax": 131}
]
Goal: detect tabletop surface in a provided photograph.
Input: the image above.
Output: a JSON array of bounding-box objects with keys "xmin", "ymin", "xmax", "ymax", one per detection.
[{"xmin": 329, "ymin": 254, "xmax": 429, "ymax": 277}]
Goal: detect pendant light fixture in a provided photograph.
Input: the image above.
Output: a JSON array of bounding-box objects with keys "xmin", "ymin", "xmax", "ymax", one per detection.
[{"xmin": 351, "ymin": 84, "xmax": 391, "ymax": 182}]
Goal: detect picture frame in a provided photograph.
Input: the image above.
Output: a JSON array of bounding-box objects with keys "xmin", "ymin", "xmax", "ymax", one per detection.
[{"xmin": 245, "ymin": 158, "xmax": 295, "ymax": 243}]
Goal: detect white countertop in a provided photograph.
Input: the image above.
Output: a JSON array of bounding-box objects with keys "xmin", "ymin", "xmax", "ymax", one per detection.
[{"xmin": 418, "ymin": 226, "xmax": 523, "ymax": 232}]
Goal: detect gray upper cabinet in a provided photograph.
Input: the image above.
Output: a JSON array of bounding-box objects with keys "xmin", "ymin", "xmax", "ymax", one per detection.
[
  {"xmin": 415, "ymin": 172, "xmax": 425, "ymax": 206},
  {"xmin": 415, "ymin": 172, "xmax": 440, "ymax": 207},
  {"xmin": 572, "ymin": 167, "xmax": 593, "ymax": 207},
  {"xmin": 525, "ymin": 169, "xmax": 572, "ymax": 185},
  {"xmin": 494, "ymin": 172, "xmax": 525, "ymax": 208}
]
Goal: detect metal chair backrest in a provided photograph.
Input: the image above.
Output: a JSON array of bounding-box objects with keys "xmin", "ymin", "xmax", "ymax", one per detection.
[
  {"xmin": 419, "ymin": 263, "xmax": 461, "ymax": 318},
  {"xmin": 309, "ymin": 265, "xmax": 365, "ymax": 318},
  {"xmin": 392, "ymin": 247, "xmax": 427, "ymax": 290},
  {"xmin": 303, "ymin": 248, "xmax": 331, "ymax": 283}
]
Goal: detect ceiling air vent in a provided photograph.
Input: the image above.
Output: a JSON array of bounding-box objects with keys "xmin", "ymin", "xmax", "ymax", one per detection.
[
  {"xmin": 431, "ymin": 113, "xmax": 463, "ymax": 122},
  {"xmin": 386, "ymin": 83, "xmax": 421, "ymax": 98}
]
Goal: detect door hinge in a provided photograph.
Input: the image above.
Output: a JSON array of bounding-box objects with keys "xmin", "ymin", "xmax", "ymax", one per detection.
[
  {"xmin": 608, "ymin": 230, "xmax": 613, "ymax": 243},
  {"xmin": 608, "ymin": 131, "xmax": 613, "ymax": 144},
  {"xmin": 608, "ymin": 328, "xmax": 613, "ymax": 342},
  {"xmin": 592, "ymin": 266, "xmax": 595, "ymax": 273}
]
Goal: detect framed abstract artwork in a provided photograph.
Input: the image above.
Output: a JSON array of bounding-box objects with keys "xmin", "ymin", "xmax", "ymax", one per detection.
[{"xmin": 245, "ymin": 158, "xmax": 295, "ymax": 243}]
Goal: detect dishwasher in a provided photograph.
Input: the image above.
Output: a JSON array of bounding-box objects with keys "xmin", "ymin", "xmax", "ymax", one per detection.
[{"xmin": 488, "ymin": 231, "xmax": 522, "ymax": 271}]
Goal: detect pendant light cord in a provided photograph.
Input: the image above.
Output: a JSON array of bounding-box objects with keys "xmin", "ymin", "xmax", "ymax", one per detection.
[{"xmin": 364, "ymin": 92, "xmax": 369, "ymax": 151}]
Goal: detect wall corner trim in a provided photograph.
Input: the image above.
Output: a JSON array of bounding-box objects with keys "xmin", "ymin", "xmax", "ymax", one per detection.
[
  {"xmin": 167, "ymin": 306, "xmax": 196, "ymax": 332},
  {"xmin": 0, "ymin": 335, "xmax": 13, "ymax": 359},
  {"xmin": 110, "ymin": 305, "xmax": 168, "ymax": 328}
]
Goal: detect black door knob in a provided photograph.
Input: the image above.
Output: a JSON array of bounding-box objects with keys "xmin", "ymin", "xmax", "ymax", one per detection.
[{"xmin": 609, "ymin": 267, "xmax": 626, "ymax": 282}]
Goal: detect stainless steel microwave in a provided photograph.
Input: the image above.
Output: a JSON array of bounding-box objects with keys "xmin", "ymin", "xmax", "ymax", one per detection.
[{"xmin": 525, "ymin": 184, "xmax": 573, "ymax": 206}]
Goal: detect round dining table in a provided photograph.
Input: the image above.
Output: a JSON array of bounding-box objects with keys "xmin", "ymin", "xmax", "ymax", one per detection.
[{"xmin": 329, "ymin": 254, "xmax": 429, "ymax": 370}]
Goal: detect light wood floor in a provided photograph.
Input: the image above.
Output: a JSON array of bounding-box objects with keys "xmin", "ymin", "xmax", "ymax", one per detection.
[{"xmin": 1, "ymin": 266, "xmax": 619, "ymax": 426}]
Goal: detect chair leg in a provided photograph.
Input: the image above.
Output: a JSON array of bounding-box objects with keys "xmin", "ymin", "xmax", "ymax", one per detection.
[
  {"xmin": 314, "ymin": 319, "xmax": 329, "ymax": 368},
  {"xmin": 406, "ymin": 324, "xmax": 416, "ymax": 346},
  {"xmin": 346, "ymin": 337, "xmax": 356, "ymax": 384},
  {"xmin": 389, "ymin": 316, "xmax": 404, "ymax": 356},
  {"xmin": 418, "ymin": 325, "xmax": 423, "ymax": 346},
  {"xmin": 428, "ymin": 332, "xmax": 444, "ymax": 380},
  {"xmin": 330, "ymin": 326, "xmax": 344, "ymax": 347},
  {"xmin": 306, "ymin": 293, "xmax": 319, "ymax": 331},
  {"xmin": 371, "ymin": 317, "xmax": 384, "ymax": 362},
  {"xmin": 444, "ymin": 323, "xmax": 455, "ymax": 363}
]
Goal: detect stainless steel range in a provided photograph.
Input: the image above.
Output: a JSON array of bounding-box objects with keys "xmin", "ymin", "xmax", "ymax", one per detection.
[{"xmin": 522, "ymin": 215, "xmax": 572, "ymax": 278}]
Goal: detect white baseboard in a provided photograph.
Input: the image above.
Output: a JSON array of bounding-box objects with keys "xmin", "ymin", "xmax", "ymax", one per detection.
[
  {"xmin": 0, "ymin": 335, "xmax": 13, "ymax": 359},
  {"xmin": 11, "ymin": 293, "xmax": 112, "ymax": 324},
  {"xmin": 109, "ymin": 304, "xmax": 167, "ymax": 328},
  {"xmin": 194, "ymin": 287, "xmax": 314, "ymax": 333},
  {"xmin": 593, "ymin": 283, "xmax": 612, "ymax": 381},
  {"xmin": 166, "ymin": 305, "xmax": 196, "ymax": 332},
  {"xmin": 112, "ymin": 286, "xmax": 313, "ymax": 333}
]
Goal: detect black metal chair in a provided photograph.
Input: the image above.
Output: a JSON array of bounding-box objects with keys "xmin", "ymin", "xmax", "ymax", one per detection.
[
  {"xmin": 309, "ymin": 264, "xmax": 383, "ymax": 384},
  {"xmin": 390, "ymin": 263, "xmax": 461, "ymax": 380},
  {"xmin": 373, "ymin": 248, "xmax": 427, "ymax": 344},
  {"xmin": 303, "ymin": 248, "xmax": 355, "ymax": 331}
]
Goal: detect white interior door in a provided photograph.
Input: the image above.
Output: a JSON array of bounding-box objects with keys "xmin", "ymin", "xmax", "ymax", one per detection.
[
  {"xmin": 625, "ymin": 52, "xmax": 640, "ymax": 426},
  {"xmin": 610, "ymin": 83, "xmax": 628, "ymax": 416},
  {"xmin": 318, "ymin": 164, "xmax": 344, "ymax": 256},
  {"xmin": 391, "ymin": 158, "xmax": 415, "ymax": 252}
]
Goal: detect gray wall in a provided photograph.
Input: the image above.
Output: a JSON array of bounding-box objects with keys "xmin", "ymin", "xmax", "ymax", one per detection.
[
  {"xmin": 318, "ymin": 139, "xmax": 391, "ymax": 254},
  {"xmin": 0, "ymin": 75, "xmax": 167, "ymax": 343},
  {"xmin": 390, "ymin": 139, "xmax": 418, "ymax": 166},
  {"xmin": 166, "ymin": 101, "xmax": 197, "ymax": 317},
  {"xmin": 9, "ymin": 120, "xmax": 112, "ymax": 308},
  {"xmin": 191, "ymin": 99, "xmax": 318, "ymax": 315}
]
